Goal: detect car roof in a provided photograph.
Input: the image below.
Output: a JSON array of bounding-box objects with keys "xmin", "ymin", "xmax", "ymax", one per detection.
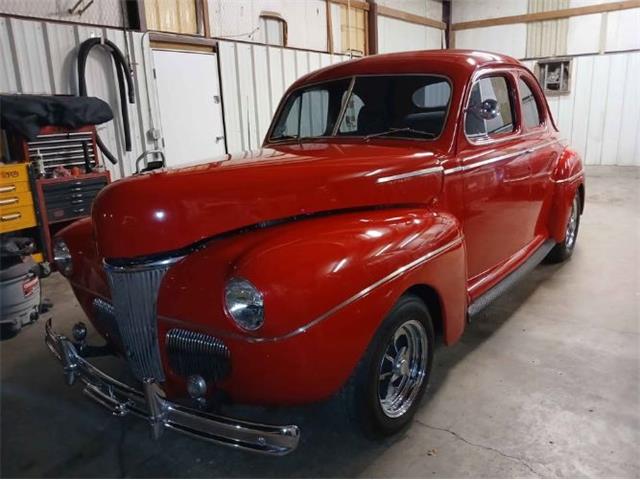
[{"xmin": 289, "ymin": 49, "xmax": 523, "ymax": 90}]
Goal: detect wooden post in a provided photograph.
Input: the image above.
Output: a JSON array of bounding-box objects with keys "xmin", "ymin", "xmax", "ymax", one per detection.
[
  {"xmin": 366, "ymin": 0, "xmax": 378, "ymax": 55},
  {"xmin": 326, "ymin": 0, "xmax": 334, "ymax": 53},
  {"xmin": 442, "ymin": 0, "xmax": 451, "ymax": 49}
]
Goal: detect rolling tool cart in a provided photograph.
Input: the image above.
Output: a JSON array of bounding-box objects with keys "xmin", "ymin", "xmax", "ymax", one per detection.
[{"xmin": 0, "ymin": 94, "xmax": 115, "ymax": 272}]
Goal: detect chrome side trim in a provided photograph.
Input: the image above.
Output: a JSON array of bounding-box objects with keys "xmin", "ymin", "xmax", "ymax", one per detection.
[
  {"xmin": 443, "ymin": 166, "xmax": 464, "ymax": 175},
  {"xmin": 271, "ymin": 235, "xmax": 464, "ymax": 342},
  {"xmin": 377, "ymin": 166, "xmax": 444, "ymax": 184},
  {"xmin": 104, "ymin": 255, "xmax": 184, "ymax": 272},
  {"xmin": 526, "ymin": 138, "xmax": 560, "ymax": 153},
  {"xmin": 462, "ymin": 150, "xmax": 526, "ymax": 171},
  {"xmin": 444, "ymin": 139, "xmax": 560, "ymax": 176},
  {"xmin": 44, "ymin": 319, "xmax": 300, "ymax": 455},
  {"xmin": 554, "ymin": 169, "xmax": 584, "ymax": 184}
]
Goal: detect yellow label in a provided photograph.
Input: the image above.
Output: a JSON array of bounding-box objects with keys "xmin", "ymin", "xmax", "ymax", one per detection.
[{"xmin": 0, "ymin": 163, "xmax": 29, "ymax": 185}]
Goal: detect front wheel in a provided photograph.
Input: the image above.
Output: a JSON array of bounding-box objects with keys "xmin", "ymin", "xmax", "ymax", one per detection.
[
  {"xmin": 546, "ymin": 191, "xmax": 581, "ymax": 263},
  {"xmin": 341, "ymin": 295, "xmax": 434, "ymax": 437}
]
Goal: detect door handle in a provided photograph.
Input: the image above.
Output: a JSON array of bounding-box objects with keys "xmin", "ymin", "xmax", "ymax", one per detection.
[
  {"xmin": 0, "ymin": 185, "xmax": 16, "ymax": 193},
  {"xmin": 0, "ymin": 197, "xmax": 19, "ymax": 206}
]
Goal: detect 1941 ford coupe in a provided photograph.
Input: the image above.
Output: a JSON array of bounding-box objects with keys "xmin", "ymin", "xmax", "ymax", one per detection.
[{"xmin": 46, "ymin": 50, "xmax": 584, "ymax": 455}]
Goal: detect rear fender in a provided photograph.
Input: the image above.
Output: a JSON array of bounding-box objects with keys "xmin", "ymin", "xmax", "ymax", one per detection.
[{"xmin": 548, "ymin": 147, "xmax": 585, "ymax": 243}]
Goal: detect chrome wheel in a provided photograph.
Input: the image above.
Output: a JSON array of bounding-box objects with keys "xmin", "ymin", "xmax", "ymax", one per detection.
[
  {"xmin": 377, "ymin": 319, "xmax": 428, "ymax": 418},
  {"xmin": 565, "ymin": 195, "xmax": 579, "ymax": 250}
]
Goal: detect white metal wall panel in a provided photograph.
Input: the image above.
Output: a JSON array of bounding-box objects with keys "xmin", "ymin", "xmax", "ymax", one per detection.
[
  {"xmin": 455, "ymin": 24, "xmax": 528, "ymax": 59},
  {"xmin": 616, "ymin": 53, "xmax": 640, "ymax": 166},
  {"xmin": 218, "ymin": 40, "xmax": 348, "ymax": 152},
  {"xmin": 524, "ymin": 51, "xmax": 640, "ymax": 166},
  {"xmin": 526, "ymin": 0, "xmax": 569, "ymax": 58},
  {"xmin": 0, "ymin": 0, "xmax": 124, "ymax": 27},
  {"xmin": 457, "ymin": 7, "xmax": 639, "ymax": 59},
  {"xmin": 0, "ymin": 17, "xmax": 162, "ymax": 180},
  {"xmin": 0, "ymin": 18, "xmax": 18, "ymax": 93},
  {"xmin": 566, "ymin": 13, "xmax": 602, "ymax": 55},
  {"xmin": 378, "ymin": 16, "xmax": 443, "ymax": 53},
  {"xmin": 605, "ymin": 8, "xmax": 640, "ymax": 52}
]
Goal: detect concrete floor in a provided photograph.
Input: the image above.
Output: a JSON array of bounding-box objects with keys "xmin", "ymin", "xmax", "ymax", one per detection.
[{"xmin": 1, "ymin": 166, "xmax": 638, "ymax": 478}]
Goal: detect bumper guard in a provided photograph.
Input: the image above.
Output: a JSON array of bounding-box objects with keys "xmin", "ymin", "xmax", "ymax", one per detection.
[{"xmin": 44, "ymin": 319, "xmax": 300, "ymax": 455}]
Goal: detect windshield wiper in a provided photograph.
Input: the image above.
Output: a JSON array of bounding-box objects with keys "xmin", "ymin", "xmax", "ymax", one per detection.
[
  {"xmin": 270, "ymin": 134, "xmax": 299, "ymax": 142},
  {"xmin": 270, "ymin": 134, "xmax": 316, "ymax": 144},
  {"xmin": 364, "ymin": 127, "xmax": 437, "ymax": 141}
]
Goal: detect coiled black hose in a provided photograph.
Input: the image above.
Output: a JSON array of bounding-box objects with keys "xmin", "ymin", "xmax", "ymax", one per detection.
[{"xmin": 77, "ymin": 38, "xmax": 135, "ymax": 164}]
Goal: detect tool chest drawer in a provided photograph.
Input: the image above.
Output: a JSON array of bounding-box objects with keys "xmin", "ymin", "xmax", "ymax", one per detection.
[
  {"xmin": 39, "ymin": 174, "xmax": 108, "ymax": 223},
  {"xmin": 0, "ymin": 164, "xmax": 37, "ymax": 233},
  {"xmin": 0, "ymin": 190, "xmax": 33, "ymax": 208},
  {"xmin": 0, "ymin": 205, "xmax": 37, "ymax": 233},
  {"xmin": 47, "ymin": 202, "xmax": 93, "ymax": 222},
  {"xmin": 42, "ymin": 177, "xmax": 107, "ymax": 196},
  {"xmin": 0, "ymin": 181, "xmax": 31, "ymax": 195},
  {"xmin": 44, "ymin": 184, "xmax": 104, "ymax": 206}
]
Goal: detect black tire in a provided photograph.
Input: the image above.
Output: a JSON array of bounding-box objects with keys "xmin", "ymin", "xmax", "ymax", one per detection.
[
  {"xmin": 0, "ymin": 322, "xmax": 20, "ymax": 340},
  {"xmin": 341, "ymin": 294, "xmax": 434, "ymax": 438},
  {"xmin": 546, "ymin": 192, "xmax": 581, "ymax": 263}
]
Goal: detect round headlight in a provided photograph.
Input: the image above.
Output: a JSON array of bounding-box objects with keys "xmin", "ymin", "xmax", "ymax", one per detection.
[
  {"xmin": 224, "ymin": 277, "xmax": 264, "ymax": 331},
  {"xmin": 53, "ymin": 238, "xmax": 73, "ymax": 276}
]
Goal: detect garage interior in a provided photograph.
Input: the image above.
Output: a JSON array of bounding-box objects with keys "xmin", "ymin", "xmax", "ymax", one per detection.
[{"xmin": 1, "ymin": 0, "xmax": 639, "ymax": 478}]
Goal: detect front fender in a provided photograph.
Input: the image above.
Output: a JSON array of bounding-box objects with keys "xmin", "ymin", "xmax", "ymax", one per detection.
[{"xmin": 157, "ymin": 207, "xmax": 466, "ymax": 404}]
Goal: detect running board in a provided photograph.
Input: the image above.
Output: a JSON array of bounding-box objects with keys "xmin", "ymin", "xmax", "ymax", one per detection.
[{"xmin": 468, "ymin": 239, "xmax": 555, "ymax": 317}]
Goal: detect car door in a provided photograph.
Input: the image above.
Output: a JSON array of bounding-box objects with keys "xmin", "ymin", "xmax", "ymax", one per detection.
[
  {"xmin": 458, "ymin": 71, "xmax": 533, "ymax": 283},
  {"xmin": 515, "ymin": 74, "xmax": 560, "ymax": 240}
]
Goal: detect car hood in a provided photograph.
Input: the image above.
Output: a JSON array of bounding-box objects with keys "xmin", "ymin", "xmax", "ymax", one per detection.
[{"xmin": 92, "ymin": 142, "xmax": 445, "ymax": 258}]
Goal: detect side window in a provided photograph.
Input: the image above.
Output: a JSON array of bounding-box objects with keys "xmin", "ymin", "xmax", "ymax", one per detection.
[
  {"xmin": 277, "ymin": 93, "xmax": 328, "ymax": 139},
  {"xmin": 339, "ymin": 93, "xmax": 364, "ymax": 134},
  {"xmin": 271, "ymin": 78, "xmax": 352, "ymax": 141},
  {"xmin": 299, "ymin": 89, "xmax": 329, "ymax": 137},
  {"xmin": 518, "ymin": 79, "xmax": 542, "ymax": 129},
  {"xmin": 465, "ymin": 76, "xmax": 515, "ymax": 139}
]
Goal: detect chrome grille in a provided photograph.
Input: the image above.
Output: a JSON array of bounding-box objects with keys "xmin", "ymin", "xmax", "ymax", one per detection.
[
  {"xmin": 92, "ymin": 297, "xmax": 121, "ymax": 345},
  {"xmin": 166, "ymin": 329, "xmax": 231, "ymax": 382},
  {"xmin": 104, "ymin": 259, "xmax": 179, "ymax": 381}
]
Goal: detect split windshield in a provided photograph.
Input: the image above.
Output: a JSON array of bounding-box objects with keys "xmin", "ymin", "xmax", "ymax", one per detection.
[{"xmin": 269, "ymin": 75, "xmax": 452, "ymax": 143}]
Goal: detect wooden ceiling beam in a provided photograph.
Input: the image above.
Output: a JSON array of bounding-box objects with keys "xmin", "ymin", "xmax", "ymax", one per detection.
[{"xmin": 452, "ymin": 0, "xmax": 640, "ymax": 30}]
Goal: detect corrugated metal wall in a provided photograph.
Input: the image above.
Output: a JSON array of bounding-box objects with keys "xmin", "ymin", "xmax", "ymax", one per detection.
[
  {"xmin": 2, "ymin": 16, "xmax": 636, "ymax": 169},
  {"xmin": 526, "ymin": 0, "xmax": 569, "ymax": 58},
  {"xmin": 217, "ymin": 40, "xmax": 348, "ymax": 152},
  {"xmin": 524, "ymin": 51, "xmax": 640, "ymax": 166},
  {"xmin": 0, "ymin": 17, "xmax": 161, "ymax": 179}
]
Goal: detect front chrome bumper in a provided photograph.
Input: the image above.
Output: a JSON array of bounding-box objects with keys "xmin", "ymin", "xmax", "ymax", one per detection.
[{"xmin": 44, "ymin": 319, "xmax": 300, "ymax": 455}]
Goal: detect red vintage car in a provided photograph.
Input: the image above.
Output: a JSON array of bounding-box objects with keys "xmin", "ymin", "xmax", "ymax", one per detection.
[{"xmin": 46, "ymin": 50, "xmax": 584, "ymax": 455}]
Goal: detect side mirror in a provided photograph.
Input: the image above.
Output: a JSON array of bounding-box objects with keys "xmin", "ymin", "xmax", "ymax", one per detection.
[
  {"xmin": 475, "ymin": 98, "xmax": 500, "ymax": 120},
  {"xmin": 478, "ymin": 98, "xmax": 499, "ymax": 120}
]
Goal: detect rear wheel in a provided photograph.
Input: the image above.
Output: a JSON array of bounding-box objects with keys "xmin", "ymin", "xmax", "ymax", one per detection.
[
  {"xmin": 0, "ymin": 322, "xmax": 20, "ymax": 340},
  {"xmin": 342, "ymin": 295, "xmax": 434, "ymax": 437},
  {"xmin": 547, "ymin": 192, "xmax": 581, "ymax": 263}
]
